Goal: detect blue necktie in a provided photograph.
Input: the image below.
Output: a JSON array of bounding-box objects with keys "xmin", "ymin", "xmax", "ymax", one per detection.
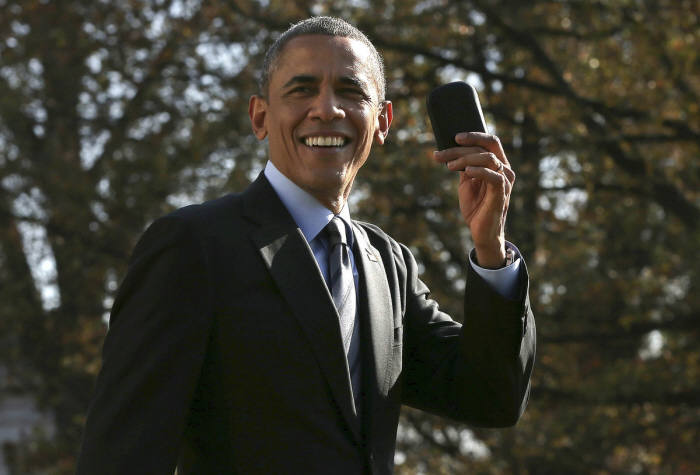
[{"xmin": 325, "ymin": 217, "xmax": 361, "ymax": 414}]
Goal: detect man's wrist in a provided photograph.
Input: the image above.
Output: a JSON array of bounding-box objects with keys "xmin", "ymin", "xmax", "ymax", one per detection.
[
  {"xmin": 474, "ymin": 243, "xmax": 507, "ymax": 269},
  {"xmin": 469, "ymin": 243, "xmax": 522, "ymax": 299}
]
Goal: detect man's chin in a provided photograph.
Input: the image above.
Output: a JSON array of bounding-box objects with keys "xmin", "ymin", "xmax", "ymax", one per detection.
[{"xmin": 310, "ymin": 171, "xmax": 348, "ymax": 190}]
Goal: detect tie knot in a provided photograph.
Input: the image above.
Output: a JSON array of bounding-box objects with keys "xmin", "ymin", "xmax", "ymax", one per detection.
[{"xmin": 325, "ymin": 217, "xmax": 347, "ymax": 247}]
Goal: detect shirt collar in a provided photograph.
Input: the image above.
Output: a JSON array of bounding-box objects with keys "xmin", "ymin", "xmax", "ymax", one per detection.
[{"xmin": 264, "ymin": 161, "xmax": 353, "ymax": 244}]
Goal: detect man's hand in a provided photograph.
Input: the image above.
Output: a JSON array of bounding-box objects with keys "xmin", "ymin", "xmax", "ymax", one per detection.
[{"xmin": 433, "ymin": 132, "xmax": 515, "ymax": 268}]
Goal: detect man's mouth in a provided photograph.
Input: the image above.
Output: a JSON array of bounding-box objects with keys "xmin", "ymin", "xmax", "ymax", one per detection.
[{"xmin": 302, "ymin": 136, "xmax": 348, "ymax": 147}]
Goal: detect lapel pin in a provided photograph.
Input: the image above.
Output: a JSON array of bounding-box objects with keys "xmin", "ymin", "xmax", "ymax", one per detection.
[{"xmin": 365, "ymin": 248, "xmax": 379, "ymax": 262}]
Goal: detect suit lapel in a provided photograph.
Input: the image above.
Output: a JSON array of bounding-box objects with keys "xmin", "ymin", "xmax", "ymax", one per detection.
[
  {"xmin": 352, "ymin": 223, "xmax": 393, "ymax": 398},
  {"xmin": 243, "ymin": 174, "xmax": 361, "ymax": 442}
]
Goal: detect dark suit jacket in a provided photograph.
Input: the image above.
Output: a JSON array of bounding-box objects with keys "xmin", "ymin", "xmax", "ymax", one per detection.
[{"xmin": 77, "ymin": 174, "xmax": 535, "ymax": 474}]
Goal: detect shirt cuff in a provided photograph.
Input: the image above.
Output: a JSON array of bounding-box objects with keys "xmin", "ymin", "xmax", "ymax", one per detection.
[{"xmin": 469, "ymin": 241, "xmax": 522, "ymax": 300}]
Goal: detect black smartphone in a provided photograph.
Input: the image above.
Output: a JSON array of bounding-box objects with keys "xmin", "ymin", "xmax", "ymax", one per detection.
[{"xmin": 426, "ymin": 81, "xmax": 488, "ymax": 150}]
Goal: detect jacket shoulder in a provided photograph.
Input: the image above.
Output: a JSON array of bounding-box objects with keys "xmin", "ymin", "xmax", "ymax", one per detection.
[
  {"xmin": 128, "ymin": 192, "xmax": 245, "ymax": 262},
  {"xmin": 165, "ymin": 192, "xmax": 243, "ymax": 227}
]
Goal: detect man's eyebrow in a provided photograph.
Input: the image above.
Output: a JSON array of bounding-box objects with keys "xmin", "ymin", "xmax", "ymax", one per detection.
[
  {"xmin": 282, "ymin": 75, "xmax": 318, "ymax": 89},
  {"xmin": 281, "ymin": 74, "xmax": 372, "ymax": 95},
  {"xmin": 339, "ymin": 76, "xmax": 369, "ymax": 91}
]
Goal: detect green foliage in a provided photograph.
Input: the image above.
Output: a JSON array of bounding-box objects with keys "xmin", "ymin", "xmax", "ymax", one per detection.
[{"xmin": 0, "ymin": 0, "xmax": 697, "ymax": 473}]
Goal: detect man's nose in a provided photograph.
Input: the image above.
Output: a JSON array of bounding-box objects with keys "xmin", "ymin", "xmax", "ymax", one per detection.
[{"xmin": 309, "ymin": 89, "xmax": 345, "ymax": 121}]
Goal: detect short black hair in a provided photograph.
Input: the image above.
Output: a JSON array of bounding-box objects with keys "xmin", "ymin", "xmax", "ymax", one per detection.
[{"xmin": 259, "ymin": 16, "xmax": 386, "ymax": 102}]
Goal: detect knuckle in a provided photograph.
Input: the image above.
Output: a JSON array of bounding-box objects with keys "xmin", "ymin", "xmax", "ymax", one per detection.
[{"xmin": 484, "ymin": 133, "xmax": 498, "ymax": 145}]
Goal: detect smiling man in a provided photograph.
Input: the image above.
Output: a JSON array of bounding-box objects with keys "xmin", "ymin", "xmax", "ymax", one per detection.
[
  {"xmin": 77, "ymin": 17, "xmax": 535, "ymax": 475},
  {"xmin": 249, "ymin": 33, "xmax": 391, "ymax": 214}
]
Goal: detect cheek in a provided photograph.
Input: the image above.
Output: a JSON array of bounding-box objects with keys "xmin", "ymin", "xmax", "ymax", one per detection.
[
  {"xmin": 354, "ymin": 110, "xmax": 378, "ymax": 140},
  {"xmin": 269, "ymin": 106, "xmax": 303, "ymax": 137},
  {"xmin": 271, "ymin": 121, "xmax": 298, "ymax": 152},
  {"xmin": 353, "ymin": 132, "xmax": 373, "ymax": 158}
]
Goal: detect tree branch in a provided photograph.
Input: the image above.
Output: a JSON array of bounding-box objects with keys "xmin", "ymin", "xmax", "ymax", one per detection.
[
  {"xmin": 469, "ymin": 0, "xmax": 700, "ymax": 229},
  {"xmin": 541, "ymin": 312, "xmax": 699, "ymax": 344},
  {"xmin": 536, "ymin": 386, "xmax": 700, "ymax": 407},
  {"xmin": 402, "ymin": 410, "xmax": 461, "ymax": 456}
]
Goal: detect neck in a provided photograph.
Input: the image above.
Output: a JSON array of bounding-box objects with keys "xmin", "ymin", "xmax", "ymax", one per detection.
[
  {"xmin": 307, "ymin": 180, "xmax": 352, "ymax": 215},
  {"xmin": 316, "ymin": 193, "xmax": 347, "ymax": 215}
]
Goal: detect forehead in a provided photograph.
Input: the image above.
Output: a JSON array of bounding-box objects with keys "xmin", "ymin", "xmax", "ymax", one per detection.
[{"xmin": 271, "ymin": 35, "xmax": 376, "ymax": 89}]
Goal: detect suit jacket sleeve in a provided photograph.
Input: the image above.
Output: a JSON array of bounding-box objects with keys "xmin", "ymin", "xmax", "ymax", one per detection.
[
  {"xmin": 77, "ymin": 215, "xmax": 212, "ymax": 474},
  {"xmin": 399, "ymin": 242, "xmax": 535, "ymax": 427}
]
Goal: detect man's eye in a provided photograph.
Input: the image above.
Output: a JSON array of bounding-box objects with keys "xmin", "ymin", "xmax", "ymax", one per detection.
[
  {"xmin": 340, "ymin": 88, "xmax": 367, "ymax": 98},
  {"xmin": 288, "ymin": 86, "xmax": 314, "ymax": 95}
]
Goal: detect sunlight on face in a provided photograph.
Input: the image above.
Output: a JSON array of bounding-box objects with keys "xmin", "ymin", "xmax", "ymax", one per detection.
[{"xmin": 249, "ymin": 35, "xmax": 391, "ymax": 211}]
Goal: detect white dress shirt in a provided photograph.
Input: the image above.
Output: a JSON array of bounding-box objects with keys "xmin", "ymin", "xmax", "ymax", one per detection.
[{"xmin": 263, "ymin": 161, "xmax": 521, "ymax": 299}]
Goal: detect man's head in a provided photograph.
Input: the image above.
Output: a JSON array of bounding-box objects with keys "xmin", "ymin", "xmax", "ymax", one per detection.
[
  {"xmin": 259, "ymin": 17, "xmax": 386, "ymax": 102},
  {"xmin": 249, "ymin": 17, "xmax": 392, "ymax": 213}
]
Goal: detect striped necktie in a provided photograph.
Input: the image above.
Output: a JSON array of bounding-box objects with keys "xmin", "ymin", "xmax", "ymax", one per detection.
[{"xmin": 325, "ymin": 217, "xmax": 361, "ymax": 413}]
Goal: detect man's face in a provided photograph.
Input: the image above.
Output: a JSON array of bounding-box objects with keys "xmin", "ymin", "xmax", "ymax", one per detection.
[{"xmin": 249, "ymin": 35, "xmax": 392, "ymax": 211}]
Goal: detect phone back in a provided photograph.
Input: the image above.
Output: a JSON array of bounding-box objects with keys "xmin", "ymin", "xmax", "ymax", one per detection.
[{"xmin": 426, "ymin": 81, "xmax": 487, "ymax": 150}]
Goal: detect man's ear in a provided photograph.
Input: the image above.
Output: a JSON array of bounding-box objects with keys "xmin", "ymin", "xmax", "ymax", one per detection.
[
  {"xmin": 374, "ymin": 101, "xmax": 393, "ymax": 145},
  {"xmin": 249, "ymin": 95, "xmax": 268, "ymax": 140}
]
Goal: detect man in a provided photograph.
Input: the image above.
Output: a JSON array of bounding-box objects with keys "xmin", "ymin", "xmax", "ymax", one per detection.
[{"xmin": 77, "ymin": 16, "xmax": 535, "ymax": 475}]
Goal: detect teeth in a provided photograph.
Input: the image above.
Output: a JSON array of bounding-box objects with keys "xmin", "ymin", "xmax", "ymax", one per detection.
[{"xmin": 304, "ymin": 136, "xmax": 346, "ymax": 147}]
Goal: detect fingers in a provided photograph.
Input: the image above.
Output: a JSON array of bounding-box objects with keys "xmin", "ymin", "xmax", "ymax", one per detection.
[
  {"xmin": 501, "ymin": 162, "xmax": 516, "ymax": 185},
  {"xmin": 460, "ymin": 166, "xmax": 513, "ymax": 219},
  {"xmin": 433, "ymin": 132, "xmax": 515, "ymax": 185},
  {"xmin": 434, "ymin": 150, "xmax": 515, "ymax": 185},
  {"xmin": 437, "ymin": 150, "xmax": 501, "ymax": 171},
  {"xmin": 456, "ymin": 132, "xmax": 509, "ymax": 166},
  {"xmin": 459, "ymin": 166, "xmax": 510, "ymax": 191}
]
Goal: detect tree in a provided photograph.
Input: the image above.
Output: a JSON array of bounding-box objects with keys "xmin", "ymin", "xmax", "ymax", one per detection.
[{"xmin": 0, "ymin": 0, "xmax": 697, "ymax": 473}]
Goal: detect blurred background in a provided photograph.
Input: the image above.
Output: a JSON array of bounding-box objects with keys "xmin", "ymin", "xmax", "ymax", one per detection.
[{"xmin": 0, "ymin": 0, "xmax": 697, "ymax": 473}]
